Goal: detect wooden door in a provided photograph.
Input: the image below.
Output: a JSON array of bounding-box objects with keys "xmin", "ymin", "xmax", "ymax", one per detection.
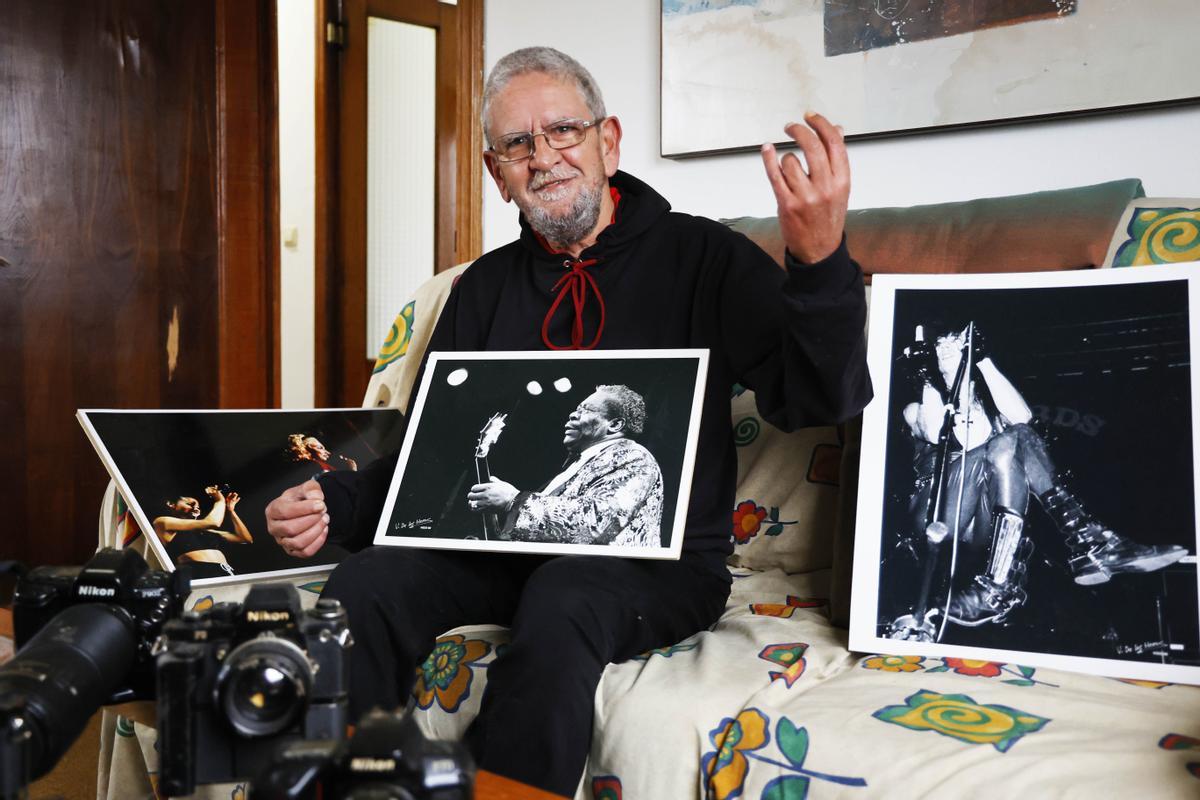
[
  {"xmin": 0, "ymin": 0, "xmax": 278, "ymax": 567},
  {"xmin": 315, "ymin": 0, "xmax": 483, "ymax": 408}
]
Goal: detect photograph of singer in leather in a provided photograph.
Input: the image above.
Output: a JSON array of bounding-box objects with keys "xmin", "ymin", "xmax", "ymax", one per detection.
[
  {"xmin": 374, "ymin": 350, "xmax": 707, "ymax": 560},
  {"xmin": 872, "ymin": 277, "xmax": 1197, "ymax": 668}
]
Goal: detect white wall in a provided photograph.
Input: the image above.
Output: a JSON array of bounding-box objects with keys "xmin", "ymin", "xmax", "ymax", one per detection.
[
  {"xmin": 275, "ymin": 1, "xmax": 1200, "ymax": 402},
  {"xmin": 482, "ymin": 0, "xmax": 1200, "ymax": 252},
  {"xmin": 277, "ymin": 0, "xmax": 317, "ymax": 408}
]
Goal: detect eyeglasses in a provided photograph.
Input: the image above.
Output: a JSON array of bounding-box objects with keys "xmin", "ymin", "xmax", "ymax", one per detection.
[
  {"xmin": 489, "ymin": 117, "xmax": 606, "ymax": 163},
  {"xmin": 572, "ymin": 402, "xmax": 608, "ymax": 416}
]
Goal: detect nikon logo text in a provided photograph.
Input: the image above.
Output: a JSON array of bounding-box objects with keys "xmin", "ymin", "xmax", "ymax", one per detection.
[
  {"xmin": 76, "ymin": 586, "xmax": 116, "ymax": 598},
  {"xmin": 246, "ymin": 610, "xmax": 291, "ymax": 623},
  {"xmin": 350, "ymin": 757, "xmax": 396, "ymax": 773}
]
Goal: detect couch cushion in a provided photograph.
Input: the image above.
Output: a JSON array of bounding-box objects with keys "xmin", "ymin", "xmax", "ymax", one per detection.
[
  {"xmin": 725, "ymin": 385, "xmax": 846, "ymax": 574},
  {"xmin": 403, "ymin": 567, "xmax": 1200, "ymax": 799},
  {"xmin": 724, "ymin": 178, "xmax": 1144, "ymax": 278},
  {"xmin": 1103, "ymin": 198, "xmax": 1200, "ymax": 267}
]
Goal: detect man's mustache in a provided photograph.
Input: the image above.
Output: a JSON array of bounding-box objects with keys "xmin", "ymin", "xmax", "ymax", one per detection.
[{"xmin": 528, "ymin": 168, "xmax": 581, "ymax": 191}]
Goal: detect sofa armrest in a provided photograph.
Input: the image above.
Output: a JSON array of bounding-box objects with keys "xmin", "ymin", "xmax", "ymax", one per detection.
[{"xmin": 363, "ymin": 262, "xmax": 472, "ymax": 411}]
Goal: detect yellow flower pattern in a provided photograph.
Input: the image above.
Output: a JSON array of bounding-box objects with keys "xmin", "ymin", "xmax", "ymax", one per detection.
[
  {"xmin": 412, "ymin": 633, "xmax": 490, "ymax": 712},
  {"xmin": 373, "ymin": 301, "xmax": 415, "ymax": 373},
  {"xmin": 702, "ymin": 708, "xmax": 769, "ymax": 800},
  {"xmin": 874, "ymin": 690, "xmax": 1049, "ymax": 752},
  {"xmin": 863, "ymin": 654, "xmax": 924, "ymax": 673},
  {"xmin": 1113, "ymin": 207, "xmax": 1200, "ymax": 266}
]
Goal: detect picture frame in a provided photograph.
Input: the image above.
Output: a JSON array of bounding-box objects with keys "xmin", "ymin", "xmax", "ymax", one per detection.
[
  {"xmin": 77, "ymin": 408, "xmax": 406, "ymax": 586},
  {"xmin": 661, "ymin": 0, "xmax": 1200, "ymax": 157},
  {"xmin": 848, "ymin": 263, "xmax": 1200, "ymax": 684},
  {"xmin": 375, "ymin": 349, "xmax": 709, "ymax": 559}
]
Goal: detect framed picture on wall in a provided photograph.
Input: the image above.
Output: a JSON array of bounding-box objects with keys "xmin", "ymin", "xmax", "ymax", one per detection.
[
  {"xmin": 848, "ymin": 262, "xmax": 1200, "ymax": 684},
  {"xmin": 661, "ymin": 0, "xmax": 1200, "ymax": 157},
  {"xmin": 77, "ymin": 408, "xmax": 407, "ymax": 586},
  {"xmin": 375, "ymin": 350, "xmax": 708, "ymax": 560}
]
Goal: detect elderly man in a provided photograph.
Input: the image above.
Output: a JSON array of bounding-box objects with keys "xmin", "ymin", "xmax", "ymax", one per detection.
[
  {"xmin": 266, "ymin": 47, "xmax": 870, "ymax": 794},
  {"xmin": 470, "ymin": 384, "xmax": 665, "ymax": 547}
]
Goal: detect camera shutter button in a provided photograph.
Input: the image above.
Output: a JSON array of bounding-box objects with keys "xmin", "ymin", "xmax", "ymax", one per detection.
[{"xmin": 314, "ymin": 598, "xmax": 341, "ymax": 614}]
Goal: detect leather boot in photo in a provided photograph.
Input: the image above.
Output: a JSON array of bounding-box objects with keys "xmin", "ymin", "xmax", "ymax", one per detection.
[
  {"xmin": 948, "ymin": 507, "xmax": 1032, "ymax": 626},
  {"xmin": 1038, "ymin": 484, "xmax": 1188, "ymax": 586}
]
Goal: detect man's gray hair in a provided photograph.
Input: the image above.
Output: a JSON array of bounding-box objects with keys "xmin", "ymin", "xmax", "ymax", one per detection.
[
  {"xmin": 482, "ymin": 47, "xmax": 606, "ymax": 143},
  {"xmin": 595, "ymin": 384, "xmax": 646, "ymax": 437}
]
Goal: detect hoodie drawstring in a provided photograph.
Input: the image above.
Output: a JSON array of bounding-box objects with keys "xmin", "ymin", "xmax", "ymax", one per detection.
[{"xmin": 542, "ymin": 258, "xmax": 605, "ymax": 350}]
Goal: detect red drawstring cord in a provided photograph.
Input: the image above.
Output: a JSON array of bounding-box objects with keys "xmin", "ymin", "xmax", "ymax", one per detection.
[
  {"xmin": 534, "ymin": 186, "xmax": 620, "ymax": 350},
  {"xmin": 541, "ymin": 258, "xmax": 605, "ymax": 350}
]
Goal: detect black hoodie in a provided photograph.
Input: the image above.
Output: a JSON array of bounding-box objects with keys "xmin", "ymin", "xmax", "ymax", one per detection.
[{"xmin": 321, "ymin": 171, "xmax": 872, "ymax": 579}]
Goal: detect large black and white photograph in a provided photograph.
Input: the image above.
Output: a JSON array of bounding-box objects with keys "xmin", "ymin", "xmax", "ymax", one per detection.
[
  {"xmin": 77, "ymin": 409, "xmax": 406, "ymax": 585},
  {"xmin": 849, "ymin": 264, "xmax": 1200, "ymax": 683},
  {"xmin": 375, "ymin": 350, "xmax": 708, "ymax": 559}
]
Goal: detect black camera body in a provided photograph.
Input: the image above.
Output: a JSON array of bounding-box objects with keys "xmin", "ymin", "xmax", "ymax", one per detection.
[
  {"xmin": 1, "ymin": 548, "xmax": 187, "ymax": 791},
  {"xmin": 11, "ymin": 547, "xmax": 189, "ymax": 703},
  {"xmin": 251, "ymin": 708, "xmax": 474, "ymax": 800},
  {"xmin": 156, "ymin": 582, "xmax": 353, "ymax": 797}
]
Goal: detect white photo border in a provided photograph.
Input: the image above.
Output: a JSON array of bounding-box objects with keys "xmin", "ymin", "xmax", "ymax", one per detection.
[
  {"xmin": 76, "ymin": 407, "xmax": 393, "ymax": 587},
  {"xmin": 374, "ymin": 348, "xmax": 710, "ymax": 560},
  {"xmin": 848, "ymin": 263, "xmax": 1200, "ymax": 684}
]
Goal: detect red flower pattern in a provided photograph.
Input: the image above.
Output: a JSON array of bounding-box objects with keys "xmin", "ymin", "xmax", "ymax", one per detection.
[
  {"xmin": 943, "ymin": 658, "xmax": 1003, "ymax": 677},
  {"xmin": 732, "ymin": 501, "xmax": 768, "ymax": 543}
]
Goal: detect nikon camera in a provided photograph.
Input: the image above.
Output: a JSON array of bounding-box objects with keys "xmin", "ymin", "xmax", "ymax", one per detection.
[
  {"xmin": 251, "ymin": 708, "xmax": 474, "ymax": 800},
  {"xmin": 2, "ymin": 548, "xmax": 188, "ymax": 790},
  {"xmin": 156, "ymin": 582, "xmax": 353, "ymax": 797},
  {"xmin": 12, "ymin": 547, "xmax": 189, "ymax": 703}
]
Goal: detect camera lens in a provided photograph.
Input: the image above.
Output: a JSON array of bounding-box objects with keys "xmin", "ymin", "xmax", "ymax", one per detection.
[
  {"xmin": 0, "ymin": 604, "xmax": 136, "ymax": 780},
  {"xmin": 215, "ymin": 636, "xmax": 312, "ymax": 738}
]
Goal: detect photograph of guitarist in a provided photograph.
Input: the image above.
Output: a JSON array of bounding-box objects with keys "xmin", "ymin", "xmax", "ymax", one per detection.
[
  {"xmin": 894, "ymin": 322, "xmax": 1186, "ymax": 634},
  {"xmin": 466, "ymin": 384, "xmax": 664, "ymax": 547}
]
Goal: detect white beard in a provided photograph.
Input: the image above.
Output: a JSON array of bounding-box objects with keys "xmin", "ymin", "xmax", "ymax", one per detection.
[{"xmin": 518, "ymin": 172, "xmax": 605, "ymax": 249}]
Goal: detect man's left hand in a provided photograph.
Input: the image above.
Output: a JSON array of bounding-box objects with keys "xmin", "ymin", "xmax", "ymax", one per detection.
[
  {"xmin": 468, "ymin": 478, "xmax": 519, "ymax": 512},
  {"xmin": 760, "ymin": 112, "xmax": 850, "ymax": 265}
]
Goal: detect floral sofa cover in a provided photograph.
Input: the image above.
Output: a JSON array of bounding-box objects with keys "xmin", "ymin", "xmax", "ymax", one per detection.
[{"xmin": 95, "ymin": 180, "xmax": 1200, "ymax": 799}]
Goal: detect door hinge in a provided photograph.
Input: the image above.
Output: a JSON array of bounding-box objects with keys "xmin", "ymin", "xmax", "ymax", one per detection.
[{"xmin": 326, "ymin": 21, "xmax": 346, "ymax": 48}]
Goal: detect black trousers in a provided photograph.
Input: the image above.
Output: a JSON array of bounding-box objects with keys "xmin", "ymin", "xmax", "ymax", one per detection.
[{"xmin": 321, "ymin": 546, "xmax": 730, "ymax": 795}]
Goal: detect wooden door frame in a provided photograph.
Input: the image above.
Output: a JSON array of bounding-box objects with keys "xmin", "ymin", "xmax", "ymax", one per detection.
[
  {"xmin": 217, "ymin": 0, "xmax": 281, "ymax": 408},
  {"xmin": 314, "ymin": 0, "xmax": 483, "ymax": 408},
  {"xmin": 1, "ymin": 0, "xmax": 279, "ymax": 567}
]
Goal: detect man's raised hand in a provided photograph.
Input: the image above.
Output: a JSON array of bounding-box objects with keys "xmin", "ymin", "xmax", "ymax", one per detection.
[{"xmin": 760, "ymin": 112, "xmax": 851, "ymax": 265}]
